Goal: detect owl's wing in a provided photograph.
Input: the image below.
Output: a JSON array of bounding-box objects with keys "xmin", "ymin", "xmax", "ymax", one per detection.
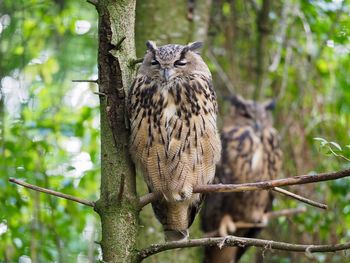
[
  {"xmin": 128, "ymin": 76, "xmax": 169, "ymax": 191},
  {"xmin": 263, "ymin": 127, "xmax": 283, "ymax": 180}
]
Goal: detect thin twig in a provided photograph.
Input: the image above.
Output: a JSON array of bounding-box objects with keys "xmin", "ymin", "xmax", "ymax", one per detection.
[
  {"xmin": 130, "ymin": 58, "xmax": 144, "ymax": 67},
  {"xmin": 72, "ymin": 79, "xmax": 98, "ymax": 83},
  {"xmin": 139, "ymin": 192, "xmax": 161, "ymax": 210},
  {"xmin": 93, "ymin": 91, "xmax": 106, "ymax": 96},
  {"xmin": 9, "ymin": 178, "xmax": 95, "ymax": 207},
  {"xmin": 87, "ymin": 0, "xmax": 98, "ymax": 6},
  {"xmin": 139, "ymin": 168, "xmax": 350, "ymax": 208},
  {"xmin": 273, "ymin": 187, "xmax": 327, "ymax": 210},
  {"xmin": 137, "ymin": 236, "xmax": 350, "ymax": 260},
  {"xmin": 267, "ymin": 207, "xmax": 307, "ymax": 218},
  {"xmin": 115, "ymin": 36, "xmax": 126, "ymax": 51}
]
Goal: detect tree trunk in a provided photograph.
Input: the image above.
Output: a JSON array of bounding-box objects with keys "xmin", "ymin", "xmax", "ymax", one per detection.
[
  {"xmin": 135, "ymin": 0, "xmax": 212, "ymax": 56},
  {"xmin": 93, "ymin": 1, "xmax": 138, "ymax": 262},
  {"xmin": 254, "ymin": 0, "xmax": 271, "ymax": 100}
]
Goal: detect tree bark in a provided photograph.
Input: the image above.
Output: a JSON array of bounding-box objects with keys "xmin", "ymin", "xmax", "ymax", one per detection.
[
  {"xmin": 254, "ymin": 0, "xmax": 271, "ymax": 100},
  {"xmin": 93, "ymin": 1, "xmax": 138, "ymax": 262}
]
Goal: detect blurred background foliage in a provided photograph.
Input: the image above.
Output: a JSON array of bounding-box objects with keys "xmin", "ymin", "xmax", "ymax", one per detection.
[{"xmin": 1, "ymin": 0, "xmax": 349, "ymax": 262}]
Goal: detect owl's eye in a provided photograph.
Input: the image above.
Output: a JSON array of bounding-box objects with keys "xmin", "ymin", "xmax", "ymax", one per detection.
[
  {"xmin": 241, "ymin": 110, "xmax": 252, "ymax": 119},
  {"xmin": 151, "ymin": 60, "xmax": 159, "ymax": 66},
  {"xmin": 174, "ymin": 60, "xmax": 187, "ymax": 67}
]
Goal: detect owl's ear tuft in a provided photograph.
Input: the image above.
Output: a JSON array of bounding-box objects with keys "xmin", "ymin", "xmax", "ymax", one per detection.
[
  {"xmin": 264, "ymin": 99, "xmax": 276, "ymax": 111},
  {"xmin": 226, "ymin": 95, "xmax": 246, "ymax": 109},
  {"xmin": 146, "ymin": 40, "xmax": 157, "ymax": 52},
  {"xmin": 188, "ymin": 41, "xmax": 203, "ymax": 51}
]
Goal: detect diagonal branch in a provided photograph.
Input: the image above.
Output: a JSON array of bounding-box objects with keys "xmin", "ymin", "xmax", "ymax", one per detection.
[
  {"xmin": 137, "ymin": 235, "xmax": 350, "ymax": 260},
  {"xmin": 139, "ymin": 168, "xmax": 350, "ymax": 208},
  {"xmin": 9, "ymin": 178, "xmax": 95, "ymax": 207},
  {"xmin": 86, "ymin": 0, "xmax": 98, "ymax": 6},
  {"xmin": 272, "ymin": 187, "xmax": 327, "ymax": 210}
]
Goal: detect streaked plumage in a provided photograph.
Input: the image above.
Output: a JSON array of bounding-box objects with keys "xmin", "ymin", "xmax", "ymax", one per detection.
[
  {"xmin": 201, "ymin": 95, "xmax": 282, "ymax": 263},
  {"xmin": 128, "ymin": 41, "xmax": 221, "ymax": 241}
]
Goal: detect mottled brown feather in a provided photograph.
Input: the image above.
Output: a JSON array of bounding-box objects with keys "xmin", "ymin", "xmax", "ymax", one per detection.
[
  {"xmin": 129, "ymin": 42, "xmax": 221, "ymax": 240},
  {"xmin": 201, "ymin": 95, "xmax": 282, "ymax": 262}
]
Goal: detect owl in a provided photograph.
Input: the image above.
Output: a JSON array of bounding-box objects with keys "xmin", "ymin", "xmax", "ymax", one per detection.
[
  {"xmin": 201, "ymin": 95, "xmax": 282, "ymax": 263},
  {"xmin": 128, "ymin": 41, "xmax": 221, "ymax": 241}
]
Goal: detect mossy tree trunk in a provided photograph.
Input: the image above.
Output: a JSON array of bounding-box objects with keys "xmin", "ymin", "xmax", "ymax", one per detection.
[
  {"xmin": 93, "ymin": 0, "xmax": 138, "ymax": 262},
  {"xmin": 92, "ymin": 1, "xmax": 212, "ymax": 262}
]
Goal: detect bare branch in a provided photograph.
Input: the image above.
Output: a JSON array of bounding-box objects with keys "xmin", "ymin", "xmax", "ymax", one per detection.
[
  {"xmin": 93, "ymin": 91, "xmax": 106, "ymax": 96},
  {"xmin": 138, "ymin": 236, "xmax": 350, "ymax": 260},
  {"xmin": 139, "ymin": 192, "xmax": 161, "ymax": 210},
  {"xmin": 72, "ymin": 79, "xmax": 98, "ymax": 83},
  {"xmin": 87, "ymin": 0, "xmax": 98, "ymax": 6},
  {"xmin": 267, "ymin": 207, "xmax": 307, "ymax": 219},
  {"xmin": 194, "ymin": 168, "xmax": 350, "ymax": 193},
  {"xmin": 129, "ymin": 58, "xmax": 144, "ymax": 67},
  {"xmin": 273, "ymin": 187, "xmax": 327, "ymax": 210},
  {"xmin": 9, "ymin": 178, "xmax": 95, "ymax": 207},
  {"xmin": 115, "ymin": 36, "xmax": 126, "ymax": 51},
  {"xmin": 139, "ymin": 169, "xmax": 350, "ymax": 208}
]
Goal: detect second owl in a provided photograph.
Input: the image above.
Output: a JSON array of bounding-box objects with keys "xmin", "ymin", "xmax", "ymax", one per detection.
[
  {"xmin": 201, "ymin": 95, "xmax": 282, "ymax": 262},
  {"xmin": 128, "ymin": 41, "xmax": 221, "ymax": 241}
]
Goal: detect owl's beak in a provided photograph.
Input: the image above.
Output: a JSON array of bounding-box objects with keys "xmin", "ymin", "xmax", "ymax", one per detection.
[
  {"xmin": 254, "ymin": 121, "xmax": 262, "ymax": 131},
  {"xmin": 163, "ymin": 68, "xmax": 171, "ymax": 81}
]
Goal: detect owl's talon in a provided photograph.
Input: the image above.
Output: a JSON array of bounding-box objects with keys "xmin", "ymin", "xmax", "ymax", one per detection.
[
  {"xmin": 218, "ymin": 214, "xmax": 236, "ymax": 237},
  {"xmin": 261, "ymin": 214, "xmax": 269, "ymax": 226}
]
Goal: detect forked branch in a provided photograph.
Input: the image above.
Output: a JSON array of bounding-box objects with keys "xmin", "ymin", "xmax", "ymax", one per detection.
[
  {"xmin": 138, "ymin": 236, "xmax": 350, "ymax": 260},
  {"xmin": 9, "ymin": 178, "xmax": 95, "ymax": 207}
]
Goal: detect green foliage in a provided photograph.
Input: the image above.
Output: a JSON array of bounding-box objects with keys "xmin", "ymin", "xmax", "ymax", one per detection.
[
  {"xmin": 1, "ymin": 0, "xmax": 350, "ymax": 262},
  {"xmin": 0, "ymin": 0, "xmax": 99, "ymax": 262},
  {"xmin": 314, "ymin": 137, "xmax": 350, "ymax": 162}
]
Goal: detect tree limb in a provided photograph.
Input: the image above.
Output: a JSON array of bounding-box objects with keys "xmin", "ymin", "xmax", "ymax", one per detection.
[
  {"xmin": 137, "ymin": 235, "xmax": 350, "ymax": 260},
  {"xmin": 9, "ymin": 178, "xmax": 95, "ymax": 207},
  {"xmin": 195, "ymin": 169, "xmax": 350, "ymax": 193},
  {"xmin": 273, "ymin": 187, "xmax": 327, "ymax": 210},
  {"xmin": 139, "ymin": 168, "xmax": 350, "ymax": 208},
  {"xmin": 72, "ymin": 79, "xmax": 98, "ymax": 83}
]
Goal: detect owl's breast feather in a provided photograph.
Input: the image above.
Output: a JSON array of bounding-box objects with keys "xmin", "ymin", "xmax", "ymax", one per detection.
[{"xmin": 163, "ymin": 103, "xmax": 177, "ymax": 121}]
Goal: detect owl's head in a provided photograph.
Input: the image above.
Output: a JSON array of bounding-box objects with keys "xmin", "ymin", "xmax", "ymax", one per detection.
[
  {"xmin": 225, "ymin": 95, "xmax": 276, "ymax": 130},
  {"xmin": 138, "ymin": 41, "xmax": 210, "ymax": 82}
]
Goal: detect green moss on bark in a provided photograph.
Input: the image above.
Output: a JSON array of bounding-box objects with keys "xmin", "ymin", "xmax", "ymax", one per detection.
[{"xmin": 95, "ymin": 0, "xmax": 138, "ymax": 262}]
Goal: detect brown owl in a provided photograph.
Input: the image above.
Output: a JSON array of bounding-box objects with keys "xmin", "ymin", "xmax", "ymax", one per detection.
[
  {"xmin": 201, "ymin": 95, "xmax": 282, "ymax": 262},
  {"xmin": 128, "ymin": 41, "xmax": 221, "ymax": 241}
]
